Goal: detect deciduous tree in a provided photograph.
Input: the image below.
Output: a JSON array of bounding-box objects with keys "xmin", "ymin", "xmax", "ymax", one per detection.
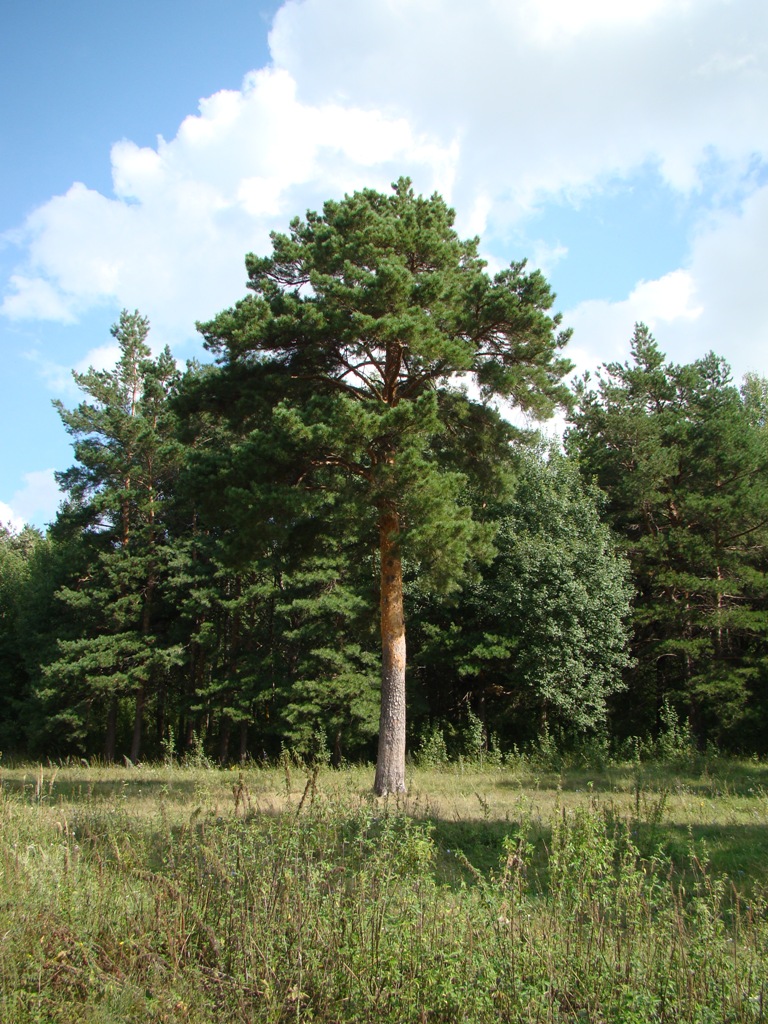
[{"xmin": 411, "ymin": 449, "xmax": 633, "ymax": 745}]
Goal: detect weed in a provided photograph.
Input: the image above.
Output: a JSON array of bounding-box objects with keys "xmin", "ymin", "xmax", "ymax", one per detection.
[{"xmin": 1, "ymin": 760, "xmax": 768, "ymax": 1022}]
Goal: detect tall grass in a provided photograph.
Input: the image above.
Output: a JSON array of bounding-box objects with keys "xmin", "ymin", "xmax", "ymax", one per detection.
[{"xmin": 1, "ymin": 762, "xmax": 766, "ymax": 1022}]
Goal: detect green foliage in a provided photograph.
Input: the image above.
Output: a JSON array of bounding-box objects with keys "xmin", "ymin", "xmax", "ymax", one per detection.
[
  {"xmin": 15, "ymin": 203, "xmax": 768, "ymax": 768},
  {"xmin": 272, "ymin": 533, "xmax": 381, "ymax": 762},
  {"xmin": 190, "ymin": 179, "xmax": 573, "ymax": 788},
  {"xmin": 568, "ymin": 325, "xmax": 768, "ymax": 748},
  {"xmin": 460, "ymin": 705, "xmax": 486, "ymax": 760},
  {"xmin": 414, "ymin": 723, "xmax": 450, "ymax": 768},
  {"xmin": 0, "ymin": 525, "xmax": 45, "ymax": 752},
  {"xmin": 412, "ymin": 448, "xmax": 634, "ymax": 743},
  {"xmin": 194, "ymin": 178, "xmax": 571, "ymax": 581},
  {"xmin": 654, "ymin": 697, "xmax": 697, "ymax": 765},
  {"xmin": 43, "ymin": 311, "xmax": 186, "ymax": 761}
]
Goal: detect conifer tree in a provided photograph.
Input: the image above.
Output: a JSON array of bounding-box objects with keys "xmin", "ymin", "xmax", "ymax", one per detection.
[
  {"xmin": 568, "ymin": 326, "xmax": 768, "ymax": 746},
  {"xmin": 0, "ymin": 525, "xmax": 44, "ymax": 753},
  {"xmin": 48, "ymin": 310, "xmax": 184, "ymax": 760},
  {"xmin": 196, "ymin": 179, "xmax": 572, "ymax": 792}
]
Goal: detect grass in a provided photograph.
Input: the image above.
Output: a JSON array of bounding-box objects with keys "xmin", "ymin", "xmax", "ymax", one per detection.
[{"xmin": 1, "ymin": 756, "xmax": 767, "ymax": 1022}]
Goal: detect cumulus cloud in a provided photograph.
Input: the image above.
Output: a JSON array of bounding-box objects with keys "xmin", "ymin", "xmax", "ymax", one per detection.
[
  {"xmin": 270, "ymin": 0, "xmax": 768, "ymax": 208},
  {"xmin": 1, "ymin": 470, "xmax": 61, "ymax": 530},
  {"xmin": 1, "ymin": 65, "xmax": 458, "ymax": 342},
  {"xmin": 566, "ymin": 180, "xmax": 768, "ymax": 381},
  {"xmin": 2, "ymin": 274, "xmax": 79, "ymax": 323},
  {"xmin": 0, "ymin": 502, "xmax": 26, "ymax": 534},
  {"xmin": 1, "ymin": 0, "xmax": 767, "ymax": 385}
]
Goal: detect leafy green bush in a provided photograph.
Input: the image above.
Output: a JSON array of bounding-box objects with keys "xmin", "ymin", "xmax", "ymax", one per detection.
[{"xmin": 415, "ymin": 723, "xmax": 449, "ymax": 768}]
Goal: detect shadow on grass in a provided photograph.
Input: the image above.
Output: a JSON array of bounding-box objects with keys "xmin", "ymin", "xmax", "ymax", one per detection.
[
  {"xmin": 426, "ymin": 814, "xmax": 768, "ymax": 894},
  {"xmin": 492, "ymin": 758, "xmax": 768, "ymax": 798},
  {"xmin": 0, "ymin": 776, "xmax": 200, "ymax": 802}
]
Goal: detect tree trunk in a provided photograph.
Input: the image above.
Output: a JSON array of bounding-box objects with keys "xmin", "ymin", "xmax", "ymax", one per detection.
[
  {"xmin": 104, "ymin": 695, "xmax": 118, "ymax": 763},
  {"xmin": 156, "ymin": 678, "xmax": 167, "ymax": 747},
  {"xmin": 374, "ymin": 509, "xmax": 407, "ymax": 795},
  {"xmin": 130, "ymin": 683, "xmax": 145, "ymax": 763},
  {"xmin": 132, "ymin": 578, "xmax": 153, "ymax": 765},
  {"xmin": 333, "ymin": 728, "xmax": 343, "ymax": 768},
  {"xmin": 219, "ymin": 715, "xmax": 232, "ymax": 765}
]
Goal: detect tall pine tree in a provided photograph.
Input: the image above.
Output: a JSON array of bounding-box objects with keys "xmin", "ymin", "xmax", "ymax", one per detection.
[
  {"xmin": 568, "ymin": 326, "xmax": 768, "ymax": 746},
  {"xmin": 194, "ymin": 179, "xmax": 572, "ymax": 792},
  {"xmin": 47, "ymin": 310, "xmax": 184, "ymax": 760}
]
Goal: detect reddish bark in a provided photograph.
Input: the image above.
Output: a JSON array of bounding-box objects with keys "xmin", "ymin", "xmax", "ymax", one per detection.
[{"xmin": 374, "ymin": 508, "xmax": 407, "ymax": 795}]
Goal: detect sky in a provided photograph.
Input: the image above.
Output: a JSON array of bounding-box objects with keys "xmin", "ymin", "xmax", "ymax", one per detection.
[{"xmin": 1, "ymin": 0, "xmax": 767, "ymax": 531}]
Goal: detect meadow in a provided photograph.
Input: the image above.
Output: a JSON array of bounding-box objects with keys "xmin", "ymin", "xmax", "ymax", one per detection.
[{"xmin": 1, "ymin": 753, "xmax": 767, "ymax": 1023}]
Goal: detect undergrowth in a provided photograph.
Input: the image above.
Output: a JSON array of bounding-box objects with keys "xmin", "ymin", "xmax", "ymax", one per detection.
[{"xmin": 0, "ymin": 765, "xmax": 766, "ymax": 1022}]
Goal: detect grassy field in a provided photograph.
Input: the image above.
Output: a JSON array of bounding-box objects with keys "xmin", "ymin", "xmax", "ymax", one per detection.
[{"xmin": 1, "ymin": 755, "xmax": 767, "ymax": 1022}]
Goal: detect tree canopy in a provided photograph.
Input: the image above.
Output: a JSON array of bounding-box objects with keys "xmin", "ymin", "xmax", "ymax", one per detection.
[
  {"xmin": 568, "ymin": 325, "xmax": 768, "ymax": 746},
  {"xmin": 195, "ymin": 178, "xmax": 573, "ymax": 792},
  {"xmin": 4, "ymin": 191, "xmax": 767, "ymax": 769},
  {"xmin": 45, "ymin": 310, "xmax": 185, "ymax": 761}
]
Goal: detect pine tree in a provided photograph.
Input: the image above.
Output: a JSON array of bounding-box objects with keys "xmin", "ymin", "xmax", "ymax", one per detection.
[
  {"xmin": 568, "ymin": 326, "xmax": 768, "ymax": 746},
  {"xmin": 194, "ymin": 179, "xmax": 572, "ymax": 792},
  {"xmin": 47, "ymin": 310, "xmax": 184, "ymax": 760},
  {"xmin": 169, "ymin": 419, "xmax": 383, "ymax": 764}
]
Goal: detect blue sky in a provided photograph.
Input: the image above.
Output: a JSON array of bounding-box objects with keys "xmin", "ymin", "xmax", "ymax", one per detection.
[{"xmin": 2, "ymin": 0, "xmax": 767, "ymax": 529}]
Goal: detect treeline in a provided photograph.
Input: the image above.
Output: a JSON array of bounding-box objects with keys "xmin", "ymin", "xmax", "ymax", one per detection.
[
  {"xmin": 2, "ymin": 187, "xmax": 768, "ymax": 765},
  {"xmin": 2, "ymin": 318, "xmax": 766, "ymax": 762}
]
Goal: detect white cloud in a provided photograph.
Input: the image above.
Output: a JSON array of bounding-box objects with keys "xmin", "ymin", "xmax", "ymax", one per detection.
[
  {"xmin": 1, "ymin": 0, "xmax": 767, "ymax": 390},
  {"xmin": 524, "ymin": 0, "xmax": 680, "ymax": 40},
  {"xmin": 530, "ymin": 240, "xmax": 570, "ymax": 279},
  {"xmin": 0, "ymin": 502, "xmax": 25, "ymax": 534},
  {"xmin": 566, "ymin": 181, "xmax": 768, "ymax": 381},
  {"xmin": 269, "ymin": 0, "xmax": 768, "ymax": 208},
  {"xmin": 75, "ymin": 344, "xmax": 122, "ymax": 375},
  {"xmin": 565, "ymin": 272, "xmax": 702, "ymax": 377},
  {"xmin": 684, "ymin": 180, "xmax": 768, "ymax": 376},
  {"xmin": 23, "ymin": 349, "xmax": 78, "ymax": 396},
  {"xmin": 1, "ymin": 64, "xmax": 459, "ymax": 343},
  {"xmin": 25, "ymin": 342, "xmax": 123, "ymax": 397},
  {"xmin": 1, "ymin": 469, "xmax": 61, "ymax": 530},
  {"xmin": 3, "ymin": 274, "xmax": 78, "ymax": 322},
  {"xmin": 625, "ymin": 270, "xmax": 703, "ymax": 327}
]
